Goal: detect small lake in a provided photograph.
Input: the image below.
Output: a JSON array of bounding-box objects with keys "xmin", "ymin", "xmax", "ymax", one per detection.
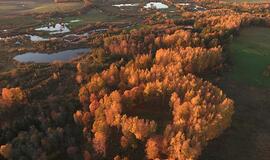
[{"xmin": 14, "ymin": 48, "xmax": 90, "ymax": 63}]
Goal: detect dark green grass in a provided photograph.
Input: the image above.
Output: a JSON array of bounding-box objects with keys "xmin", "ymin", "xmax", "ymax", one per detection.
[{"xmin": 226, "ymin": 27, "xmax": 270, "ymax": 87}]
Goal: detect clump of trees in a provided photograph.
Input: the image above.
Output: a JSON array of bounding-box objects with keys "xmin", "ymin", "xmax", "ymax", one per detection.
[
  {"xmin": 155, "ymin": 47, "xmax": 222, "ymax": 73},
  {"xmin": 0, "ymin": 144, "xmax": 12, "ymax": 159},
  {"xmin": 76, "ymin": 46, "xmax": 234, "ymax": 159},
  {"xmin": 1, "ymin": 87, "xmax": 27, "ymax": 105}
]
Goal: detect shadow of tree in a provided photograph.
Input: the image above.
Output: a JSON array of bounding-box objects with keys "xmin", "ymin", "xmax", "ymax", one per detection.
[{"xmin": 200, "ymin": 80, "xmax": 270, "ymax": 160}]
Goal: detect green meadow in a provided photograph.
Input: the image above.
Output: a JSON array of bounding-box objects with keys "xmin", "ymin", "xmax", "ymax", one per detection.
[
  {"xmin": 226, "ymin": 27, "xmax": 270, "ymax": 87},
  {"xmin": 0, "ymin": 1, "xmax": 84, "ymax": 16}
]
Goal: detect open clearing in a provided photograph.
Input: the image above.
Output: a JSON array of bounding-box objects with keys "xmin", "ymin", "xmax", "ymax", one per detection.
[
  {"xmin": 0, "ymin": 0, "xmax": 84, "ymax": 17},
  {"xmin": 200, "ymin": 76, "xmax": 270, "ymax": 160},
  {"xmin": 225, "ymin": 27, "xmax": 270, "ymax": 87},
  {"xmin": 200, "ymin": 27, "xmax": 270, "ymax": 160}
]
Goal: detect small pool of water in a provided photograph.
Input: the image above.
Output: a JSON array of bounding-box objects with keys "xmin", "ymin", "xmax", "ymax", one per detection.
[
  {"xmin": 14, "ymin": 48, "xmax": 90, "ymax": 63},
  {"xmin": 112, "ymin": 3, "xmax": 139, "ymax": 7}
]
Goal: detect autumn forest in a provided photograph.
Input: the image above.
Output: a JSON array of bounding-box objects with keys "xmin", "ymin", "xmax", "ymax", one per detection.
[{"xmin": 0, "ymin": 0, "xmax": 270, "ymax": 160}]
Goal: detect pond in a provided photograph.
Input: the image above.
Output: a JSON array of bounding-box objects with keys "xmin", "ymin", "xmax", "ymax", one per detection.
[{"xmin": 13, "ymin": 48, "xmax": 90, "ymax": 63}]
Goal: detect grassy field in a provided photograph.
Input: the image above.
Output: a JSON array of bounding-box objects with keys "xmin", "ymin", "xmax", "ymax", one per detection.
[
  {"xmin": 0, "ymin": 1, "xmax": 135, "ymax": 31},
  {"xmin": 62, "ymin": 8, "xmax": 127, "ymax": 28},
  {"xmin": 200, "ymin": 28, "xmax": 270, "ymax": 160},
  {"xmin": 0, "ymin": 0, "xmax": 84, "ymax": 17},
  {"xmin": 27, "ymin": 2, "xmax": 83, "ymax": 14},
  {"xmin": 226, "ymin": 27, "xmax": 270, "ymax": 87}
]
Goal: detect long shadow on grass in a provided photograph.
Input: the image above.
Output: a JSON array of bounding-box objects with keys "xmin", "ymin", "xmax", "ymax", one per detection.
[{"xmin": 199, "ymin": 78, "xmax": 270, "ymax": 160}]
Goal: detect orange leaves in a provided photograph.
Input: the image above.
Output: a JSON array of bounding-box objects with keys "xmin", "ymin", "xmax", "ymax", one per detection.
[
  {"xmin": 145, "ymin": 136, "xmax": 163, "ymax": 159},
  {"xmin": 75, "ymin": 24, "xmax": 235, "ymax": 159},
  {"xmin": 0, "ymin": 144, "xmax": 12, "ymax": 159},
  {"xmin": 101, "ymin": 64, "xmax": 120, "ymax": 87},
  {"xmin": 121, "ymin": 115, "xmax": 157, "ymax": 141},
  {"xmin": 155, "ymin": 47, "xmax": 222, "ymax": 73},
  {"xmin": 1, "ymin": 87, "xmax": 27, "ymax": 105},
  {"xmin": 103, "ymin": 91, "xmax": 122, "ymax": 127},
  {"xmin": 79, "ymin": 86, "xmax": 90, "ymax": 107},
  {"xmin": 155, "ymin": 29, "xmax": 192, "ymax": 48},
  {"xmin": 73, "ymin": 111, "xmax": 91, "ymax": 126},
  {"xmin": 168, "ymin": 132, "xmax": 201, "ymax": 160},
  {"xmin": 93, "ymin": 132, "xmax": 107, "ymax": 156}
]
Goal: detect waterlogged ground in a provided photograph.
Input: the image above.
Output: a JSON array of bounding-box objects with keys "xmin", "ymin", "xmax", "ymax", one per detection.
[{"xmin": 200, "ymin": 27, "xmax": 270, "ymax": 160}]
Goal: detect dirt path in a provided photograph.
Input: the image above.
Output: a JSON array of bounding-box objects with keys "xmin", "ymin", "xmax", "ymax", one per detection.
[{"xmin": 200, "ymin": 77, "xmax": 270, "ymax": 160}]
